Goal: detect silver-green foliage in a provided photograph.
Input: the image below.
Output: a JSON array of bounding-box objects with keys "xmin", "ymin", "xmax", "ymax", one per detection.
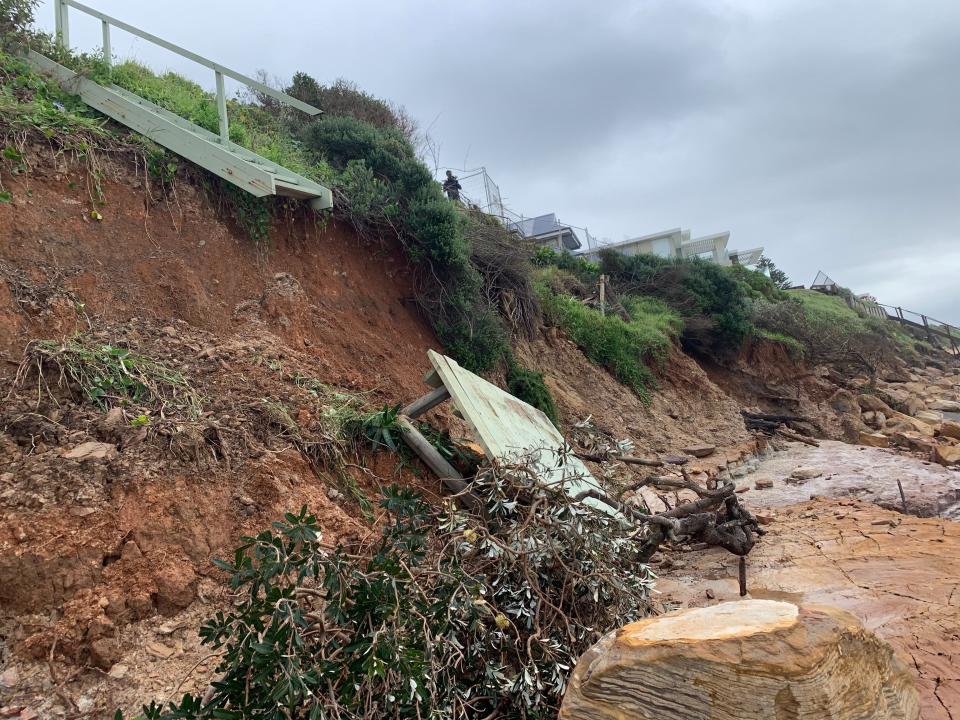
[{"xmin": 123, "ymin": 462, "xmax": 653, "ymax": 720}]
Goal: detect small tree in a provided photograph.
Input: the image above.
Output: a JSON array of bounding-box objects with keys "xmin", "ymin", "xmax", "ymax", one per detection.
[
  {"xmin": 757, "ymin": 255, "xmax": 792, "ymax": 290},
  {"xmin": 0, "ymin": 0, "xmax": 39, "ymax": 48}
]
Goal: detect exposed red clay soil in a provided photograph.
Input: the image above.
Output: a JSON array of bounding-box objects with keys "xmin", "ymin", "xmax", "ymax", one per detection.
[
  {"xmin": 0, "ymin": 149, "xmax": 436, "ymax": 400},
  {"xmin": 702, "ymin": 338, "xmax": 849, "ymax": 439},
  {"xmin": 517, "ymin": 333, "xmax": 752, "ymax": 457}
]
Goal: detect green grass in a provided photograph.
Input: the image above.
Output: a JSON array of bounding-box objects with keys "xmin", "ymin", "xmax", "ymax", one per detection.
[
  {"xmin": 754, "ymin": 328, "xmax": 805, "ymax": 359},
  {"xmin": 0, "ymin": 50, "xmax": 111, "ymax": 142},
  {"xmin": 536, "ymin": 275, "xmax": 681, "ymax": 402},
  {"xmin": 25, "ymin": 336, "xmax": 203, "ymax": 417},
  {"xmin": 788, "ymin": 289, "xmax": 870, "ymax": 329},
  {"xmin": 100, "ymin": 60, "xmax": 333, "ymax": 184}
]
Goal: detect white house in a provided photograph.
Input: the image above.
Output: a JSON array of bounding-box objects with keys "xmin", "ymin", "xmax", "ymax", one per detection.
[{"xmin": 577, "ymin": 227, "xmax": 763, "ymax": 267}]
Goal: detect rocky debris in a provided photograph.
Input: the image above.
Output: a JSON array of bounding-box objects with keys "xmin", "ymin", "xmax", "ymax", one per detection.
[
  {"xmin": 862, "ymin": 410, "xmax": 887, "ymax": 429},
  {"xmin": 681, "ymin": 444, "xmax": 716, "ymax": 458},
  {"xmin": 790, "ymin": 466, "xmax": 822, "ymax": 481},
  {"xmin": 152, "ymin": 564, "xmax": 198, "ymax": 616},
  {"xmin": 829, "ymin": 388, "xmax": 860, "ymax": 417},
  {"xmin": 88, "ymin": 638, "xmax": 121, "ymax": 670},
  {"xmin": 560, "ymin": 600, "xmax": 919, "ymax": 720},
  {"xmin": 755, "ymin": 479, "xmax": 773, "ymax": 489},
  {"xmin": 0, "ymin": 667, "xmax": 19, "ymax": 689},
  {"xmin": 933, "ymin": 444, "xmax": 960, "ymax": 467},
  {"xmin": 858, "ymin": 393, "xmax": 895, "ymax": 415},
  {"xmin": 941, "ymin": 420, "xmax": 960, "ymax": 440},
  {"xmin": 859, "ymin": 431, "xmax": 890, "ymax": 448},
  {"xmin": 914, "ymin": 410, "xmax": 943, "ymax": 425},
  {"xmin": 891, "ymin": 431, "xmax": 936, "ymax": 454},
  {"xmin": 145, "ymin": 641, "xmax": 176, "ymax": 659},
  {"xmin": 886, "ymin": 412, "xmax": 936, "ymax": 437},
  {"xmin": 62, "ymin": 441, "xmax": 117, "ymax": 461}
]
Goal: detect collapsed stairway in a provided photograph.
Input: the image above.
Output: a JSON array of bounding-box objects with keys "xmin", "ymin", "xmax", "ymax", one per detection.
[{"xmin": 26, "ymin": 0, "xmax": 333, "ymax": 210}]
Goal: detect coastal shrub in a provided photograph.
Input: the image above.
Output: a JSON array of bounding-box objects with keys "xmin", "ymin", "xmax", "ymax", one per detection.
[
  {"xmin": 120, "ymin": 475, "xmax": 652, "ymax": 720},
  {"xmin": 304, "ymin": 114, "xmax": 507, "ymax": 371},
  {"xmin": 506, "ymin": 360, "xmax": 559, "ymax": 426},
  {"xmin": 726, "ymin": 263, "xmax": 789, "ymax": 302},
  {"xmin": 537, "ymin": 281, "xmax": 680, "ymax": 402},
  {"xmin": 599, "ymin": 250, "xmax": 752, "ymax": 357}
]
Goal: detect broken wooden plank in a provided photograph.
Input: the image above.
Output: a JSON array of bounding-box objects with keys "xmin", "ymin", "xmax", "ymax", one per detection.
[
  {"xmin": 397, "ymin": 416, "xmax": 481, "ymax": 512},
  {"xmin": 401, "ymin": 386, "xmax": 451, "ymax": 419},
  {"xmin": 425, "ymin": 350, "xmax": 607, "ymax": 510}
]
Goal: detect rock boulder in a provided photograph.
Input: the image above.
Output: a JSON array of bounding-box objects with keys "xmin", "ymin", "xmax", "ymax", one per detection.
[
  {"xmin": 560, "ymin": 600, "xmax": 919, "ymax": 720},
  {"xmin": 941, "ymin": 420, "xmax": 960, "ymax": 441},
  {"xmin": 933, "ymin": 444, "xmax": 960, "ymax": 467},
  {"xmin": 859, "ymin": 431, "xmax": 890, "ymax": 448},
  {"xmin": 858, "ymin": 393, "xmax": 895, "ymax": 416}
]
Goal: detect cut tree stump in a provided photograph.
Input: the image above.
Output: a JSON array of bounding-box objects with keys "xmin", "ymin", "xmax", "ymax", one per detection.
[{"xmin": 561, "ymin": 600, "xmax": 919, "ymax": 720}]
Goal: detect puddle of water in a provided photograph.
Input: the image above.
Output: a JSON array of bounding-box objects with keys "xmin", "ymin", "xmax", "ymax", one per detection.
[{"xmin": 746, "ymin": 587, "xmax": 806, "ymax": 604}]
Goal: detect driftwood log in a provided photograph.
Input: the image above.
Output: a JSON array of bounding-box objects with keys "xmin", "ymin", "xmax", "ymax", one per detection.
[
  {"xmin": 576, "ymin": 451, "xmax": 663, "ymax": 467},
  {"xmin": 574, "ymin": 475, "xmax": 763, "ymax": 561}
]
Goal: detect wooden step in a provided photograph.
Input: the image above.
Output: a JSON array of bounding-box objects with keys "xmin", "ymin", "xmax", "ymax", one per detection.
[{"xmin": 26, "ymin": 50, "xmax": 332, "ymax": 210}]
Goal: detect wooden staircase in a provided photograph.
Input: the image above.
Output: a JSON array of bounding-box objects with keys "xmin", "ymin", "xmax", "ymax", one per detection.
[{"xmin": 29, "ymin": 1, "xmax": 332, "ymax": 210}]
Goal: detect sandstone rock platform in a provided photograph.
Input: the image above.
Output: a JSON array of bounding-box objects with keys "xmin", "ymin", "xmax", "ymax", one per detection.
[{"xmin": 561, "ymin": 599, "xmax": 919, "ymax": 720}]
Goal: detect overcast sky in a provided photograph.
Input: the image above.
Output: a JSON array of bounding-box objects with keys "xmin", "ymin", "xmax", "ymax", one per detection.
[{"xmin": 35, "ymin": 0, "xmax": 960, "ymax": 323}]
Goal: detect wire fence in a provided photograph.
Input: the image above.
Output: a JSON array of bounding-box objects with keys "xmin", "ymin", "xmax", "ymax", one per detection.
[
  {"xmin": 810, "ymin": 271, "xmax": 958, "ymax": 354},
  {"xmin": 439, "ymin": 166, "xmax": 598, "ymax": 251}
]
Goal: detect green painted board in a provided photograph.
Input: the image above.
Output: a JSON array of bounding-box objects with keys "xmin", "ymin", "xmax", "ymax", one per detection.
[{"xmin": 426, "ymin": 350, "xmax": 612, "ymax": 513}]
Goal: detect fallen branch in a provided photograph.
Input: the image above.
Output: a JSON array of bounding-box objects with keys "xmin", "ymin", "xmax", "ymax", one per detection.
[
  {"xmin": 776, "ymin": 427, "xmax": 820, "ymax": 447},
  {"xmin": 576, "ymin": 480, "xmax": 761, "ymax": 560},
  {"xmin": 575, "ymin": 451, "xmax": 663, "ymax": 467}
]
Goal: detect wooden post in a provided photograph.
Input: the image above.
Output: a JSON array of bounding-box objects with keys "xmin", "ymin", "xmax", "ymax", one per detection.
[
  {"xmin": 599, "ymin": 275, "xmax": 606, "ymax": 316},
  {"xmin": 101, "ymin": 20, "xmax": 111, "ymax": 67},
  {"xmin": 55, "ymin": 0, "xmax": 70, "ymax": 50},
  {"xmin": 896, "ymin": 479, "xmax": 907, "ymax": 514},
  {"xmin": 921, "ymin": 314, "xmax": 934, "ymax": 344},
  {"xmin": 738, "ymin": 556, "xmax": 747, "ymax": 597},
  {"xmin": 401, "ymin": 386, "xmax": 451, "ymax": 419},
  {"xmin": 215, "ymin": 70, "xmax": 229, "ymax": 143},
  {"xmin": 397, "ymin": 416, "xmax": 481, "ymax": 512}
]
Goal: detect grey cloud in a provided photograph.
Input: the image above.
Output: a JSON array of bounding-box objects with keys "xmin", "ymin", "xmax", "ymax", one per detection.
[{"xmin": 36, "ymin": 0, "xmax": 960, "ymax": 322}]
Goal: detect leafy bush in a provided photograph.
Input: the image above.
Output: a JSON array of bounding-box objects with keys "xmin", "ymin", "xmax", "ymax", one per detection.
[
  {"xmin": 726, "ymin": 264, "xmax": 788, "ymax": 302},
  {"xmin": 753, "ymin": 291, "xmax": 910, "ymax": 378},
  {"xmin": 506, "ymin": 360, "xmax": 559, "ymax": 426},
  {"xmin": 122, "ymin": 471, "xmax": 652, "ymax": 720},
  {"xmin": 537, "ymin": 281, "xmax": 680, "ymax": 402},
  {"xmin": 0, "ymin": 0, "xmax": 37, "ymax": 49},
  {"xmin": 532, "ymin": 246, "xmax": 600, "ymax": 285},
  {"xmin": 288, "ymin": 73, "xmax": 417, "ymax": 139},
  {"xmin": 599, "ymin": 251, "xmax": 752, "ymax": 356},
  {"xmin": 304, "ymin": 114, "xmax": 507, "ymax": 371}
]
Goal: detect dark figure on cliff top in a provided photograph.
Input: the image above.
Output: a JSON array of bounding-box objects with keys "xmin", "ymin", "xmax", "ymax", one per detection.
[{"xmin": 443, "ymin": 170, "xmax": 462, "ymax": 201}]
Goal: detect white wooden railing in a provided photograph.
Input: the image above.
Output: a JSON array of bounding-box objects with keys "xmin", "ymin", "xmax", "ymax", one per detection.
[{"xmin": 51, "ymin": 0, "xmax": 321, "ymax": 143}]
